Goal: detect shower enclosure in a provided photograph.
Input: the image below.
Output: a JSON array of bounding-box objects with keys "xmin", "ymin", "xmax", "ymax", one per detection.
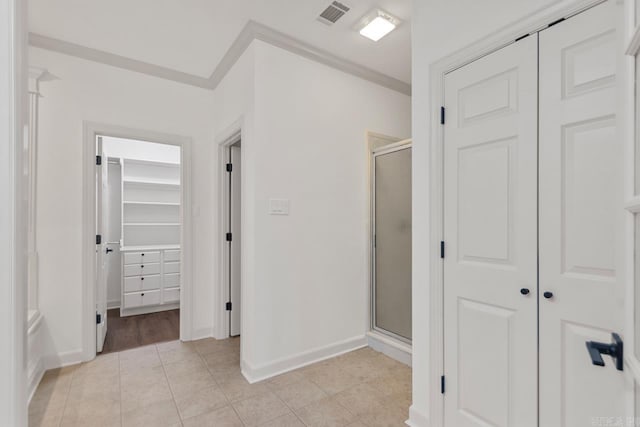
[{"xmin": 372, "ymin": 141, "xmax": 412, "ymax": 342}]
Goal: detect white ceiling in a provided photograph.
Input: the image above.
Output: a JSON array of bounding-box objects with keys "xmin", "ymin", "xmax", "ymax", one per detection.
[{"xmin": 28, "ymin": 0, "xmax": 412, "ymax": 84}]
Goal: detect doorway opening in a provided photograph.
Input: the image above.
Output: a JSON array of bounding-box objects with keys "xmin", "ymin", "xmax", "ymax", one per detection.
[
  {"xmin": 221, "ymin": 135, "xmax": 242, "ymax": 338},
  {"xmin": 95, "ymin": 135, "xmax": 184, "ymax": 354}
]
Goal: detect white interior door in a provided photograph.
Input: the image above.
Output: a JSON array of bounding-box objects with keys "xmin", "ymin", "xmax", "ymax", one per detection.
[
  {"xmin": 230, "ymin": 144, "xmax": 241, "ymax": 337},
  {"xmin": 443, "ymin": 35, "xmax": 538, "ymax": 426},
  {"xmin": 539, "ymin": 3, "xmax": 625, "ymax": 425},
  {"xmin": 96, "ymin": 137, "xmax": 109, "ymax": 353}
]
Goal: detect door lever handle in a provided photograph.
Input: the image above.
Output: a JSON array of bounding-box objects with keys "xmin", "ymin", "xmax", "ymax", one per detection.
[{"xmin": 585, "ymin": 333, "xmax": 623, "ymax": 371}]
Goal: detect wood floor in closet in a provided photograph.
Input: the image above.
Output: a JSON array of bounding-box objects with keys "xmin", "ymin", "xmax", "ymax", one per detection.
[{"xmin": 101, "ymin": 308, "xmax": 180, "ymax": 354}]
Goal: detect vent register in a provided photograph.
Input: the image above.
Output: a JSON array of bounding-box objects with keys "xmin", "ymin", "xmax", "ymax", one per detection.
[{"xmin": 317, "ymin": 1, "xmax": 351, "ymax": 25}]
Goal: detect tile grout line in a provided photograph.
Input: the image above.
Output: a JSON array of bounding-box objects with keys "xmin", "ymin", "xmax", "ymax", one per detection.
[
  {"xmin": 155, "ymin": 343, "xmax": 185, "ymax": 425},
  {"xmin": 197, "ymin": 342, "xmax": 249, "ymax": 426},
  {"xmin": 267, "ymin": 380, "xmax": 310, "ymax": 427},
  {"xmin": 56, "ymin": 364, "xmax": 76, "ymax": 427},
  {"xmin": 118, "ymin": 352, "xmax": 124, "ymax": 427}
]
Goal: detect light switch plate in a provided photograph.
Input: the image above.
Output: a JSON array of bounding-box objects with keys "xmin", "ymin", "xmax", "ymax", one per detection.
[{"xmin": 269, "ymin": 198, "xmax": 290, "ymax": 215}]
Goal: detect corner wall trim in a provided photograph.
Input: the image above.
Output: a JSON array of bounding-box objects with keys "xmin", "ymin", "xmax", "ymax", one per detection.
[
  {"xmin": 29, "ymin": 20, "xmax": 411, "ymax": 96},
  {"xmin": 43, "ymin": 349, "xmax": 85, "ymax": 371},
  {"xmin": 241, "ymin": 335, "xmax": 368, "ymax": 384},
  {"xmin": 367, "ymin": 331, "xmax": 412, "ymax": 367},
  {"xmin": 407, "ymin": 406, "xmax": 429, "ymax": 427}
]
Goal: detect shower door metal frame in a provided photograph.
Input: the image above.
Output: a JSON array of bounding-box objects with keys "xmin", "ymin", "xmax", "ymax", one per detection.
[{"xmin": 371, "ymin": 139, "xmax": 412, "ymax": 344}]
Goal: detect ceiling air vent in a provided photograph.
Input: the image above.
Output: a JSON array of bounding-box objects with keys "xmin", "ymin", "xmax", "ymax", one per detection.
[{"xmin": 317, "ymin": 1, "xmax": 351, "ymax": 25}]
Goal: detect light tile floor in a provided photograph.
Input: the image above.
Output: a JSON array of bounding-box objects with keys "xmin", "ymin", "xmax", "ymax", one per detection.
[{"xmin": 29, "ymin": 337, "xmax": 411, "ymax": 427}]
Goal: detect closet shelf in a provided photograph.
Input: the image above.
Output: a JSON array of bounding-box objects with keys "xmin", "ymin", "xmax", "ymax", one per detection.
[
  {"xmin": 123, "ymin": 201, "xmax": 180, "ymax": 206},
  {"xmin": 123, "ymin": 222, "xmax": 181, "ymax": 226},
  {"xmin": 123, "ymin": 178, "xmax": 181, "ymax": 187}
]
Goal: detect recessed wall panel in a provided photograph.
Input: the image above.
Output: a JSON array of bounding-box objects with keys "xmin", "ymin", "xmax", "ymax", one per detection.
[{"xmin": 458, "ymin": 138, "xmax": 515, "ymax": 266}]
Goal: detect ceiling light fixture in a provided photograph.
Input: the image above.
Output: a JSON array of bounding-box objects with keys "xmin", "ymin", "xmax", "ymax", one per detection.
[{"xmin": 359, "ymin": 10, "xmax": 400, "ymax": 42}]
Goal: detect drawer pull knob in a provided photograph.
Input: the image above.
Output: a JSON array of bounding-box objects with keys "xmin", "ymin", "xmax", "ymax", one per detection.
[
  {"xmin": 141, "ymin": 277, "xmax": 144, "ymax": 281},
  {"xmin": 141, "ymin": 253, "xmax": 145, "ymax": 256},
  {"xmin": 141, "ymin": 293, "xmax": 145, "ymax": 296},
  {"xmin": 141, "ymin": 265, "xmax": 144, "ymax": 268}
]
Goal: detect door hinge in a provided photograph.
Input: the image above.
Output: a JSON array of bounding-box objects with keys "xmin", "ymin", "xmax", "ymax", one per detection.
[
  {"xmin": 96, "ymin": 313, "xmax": 102, "ymax": 324},
  {"xmin": 96, "ymin": 234, "xmax": 102, "ymax": 245},
  {"xmin": 226, "ymin": 302, "xmax": 232, "ymax": 311},
  {"xmin": 441, "ymin": 375, "xmax": 445, "ymax": 394},
  {"xmin": 226, "ymin": 232, "xmax": 232, "ymax": 242},
  {"xmin": 548, "ymin": 17, "xmax": 565, "ymax": 27},
  {"xmin": 96, "ymin": 155, "xmax": 102, "ymax": 166},
  {"xmin": 440, "ymin": 241, "xmax": 445, "ymax": 259},
  {"xmin": 226, "ymin": 163, "xmax": 233, "ymax": 172},
  {"xmin": 440, "ymin": 106, "xmax": 445, "ymax": 125}
]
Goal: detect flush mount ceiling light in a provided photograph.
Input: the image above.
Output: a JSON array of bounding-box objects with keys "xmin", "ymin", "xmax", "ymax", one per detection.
[{"xmin": 359, "ymin": 10, "xmax": 400, "ymax": 42}]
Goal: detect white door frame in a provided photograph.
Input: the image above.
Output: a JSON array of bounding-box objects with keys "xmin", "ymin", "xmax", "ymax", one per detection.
[
  {"xmin": 422, "ymin": 1, "xmax": 612, "ymax": 425},
  {"xmin": 1, "ymin": 0, "xmax": 27, "ymax": 424},
  {"xmin": 623, "ymin": 0, "xmax": 640, "ymax": 402},
  {"xmin": 370, "ymin": 139, "xmax": 412, "ymax": 344},
  {"xmin": 81, "ymin": 122, "xmax": 193, "ymax": 361},
  {"xmin": 215, "ymin": 120, "xmax": 244, "ymax": 340}
]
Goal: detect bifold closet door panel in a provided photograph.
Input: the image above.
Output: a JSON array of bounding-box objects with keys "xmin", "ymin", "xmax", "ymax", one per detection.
[
  {"xmin": 443, "ymin": 34, "xmax": 538, "ymax": 427},
  {"xmin": 538, "ymin": 2, "xmax": 624, "ymax": 426}
]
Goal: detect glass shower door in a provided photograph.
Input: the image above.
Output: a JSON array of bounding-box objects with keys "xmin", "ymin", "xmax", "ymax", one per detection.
[{"xmin": 373, "ymin": 145, "xmax": 412, "ymax": 341}]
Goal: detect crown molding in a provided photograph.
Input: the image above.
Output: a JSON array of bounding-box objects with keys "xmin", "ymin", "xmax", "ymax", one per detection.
[
  {"xmin": 29, "ymin": 20, "xmax": 412, "ymax": 96},
  {"xmin": 211, "ymin": 20, "xmax": 412, "ymax": 95},
  {"xmin": 29, "ymin": 33, "xmax": 212, "ymax": 89}
]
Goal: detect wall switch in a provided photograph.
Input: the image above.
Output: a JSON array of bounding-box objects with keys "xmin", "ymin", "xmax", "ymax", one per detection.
[{"xmin": 269, "ymin": 199, "xmax": 290, "ymax": 215}]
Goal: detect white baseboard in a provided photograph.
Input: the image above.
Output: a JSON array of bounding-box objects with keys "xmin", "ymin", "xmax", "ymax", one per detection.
[
  {"xmin": 27, "ymin": 311, "xmax": 45, "ymax": 403},
  {"xmin": 44, "ymin": 349, "xmax": 85, "ymax": 370},
  {"xmin": 241, "ymin": 334, "xmax": 367, "ymax": 384},
  {"xmin": 107, "ymin": 299, "xmax": 120, "ymax": 309},
  {"xmin": 407, "ymin": 405, "xmax": 430, "ymax": 427},
  {"xmin": 190, "ymin": 327, "xmax": 215, "ymax": 341},
  {"xmin": 367, "ymin": 331, "xmax": 412, "ymax": 366},
  {"xmin": 27, "ymin": 360, "xmax": 45, "ymax": 403},
  {"xmin": 120, "ymin": 303, "xmax": 179, "ymax": 317}
]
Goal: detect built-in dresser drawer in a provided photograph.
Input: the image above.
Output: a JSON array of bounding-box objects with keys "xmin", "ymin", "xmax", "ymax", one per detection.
[
  {"xmin": 123, "ymin": 290, "xmax": 161, "ymax": 308},
  {"xmin": 163, "ymin": 287, "xmax": 180, "ymax": 303},
  {"xmin": 124, "ymin": 263, "xmax": 160, "ymax": 277},
  {"xmin": 164, "ymin": 273, "xmax": 180, "ymax": 287},
  {"xmin": 124, "ymin": 251, "xmax": 160, "ymax": 265},
  {"xmin": 164, "ymin": 250, "xmax": 181, "ymax": 262},
  {"xmin": 124, "ymin": 275, "xmax": 160, "ymax": 293},
  {"xmin": 164, "ymin": 262, "xmax": 180, "ymax": 274}
]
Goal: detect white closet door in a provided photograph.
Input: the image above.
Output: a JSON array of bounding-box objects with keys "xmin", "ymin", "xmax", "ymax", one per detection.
[
  {"xmin": 443, "ymin": 35, "xmax": 538, "ymax": 426},
  {"xmin": 96, "ymin": 138, "xmax": 109, "ymax": 353},
  {"xmin": 539, "ymin": 2, "xmax": 624, "ymax": 425}
]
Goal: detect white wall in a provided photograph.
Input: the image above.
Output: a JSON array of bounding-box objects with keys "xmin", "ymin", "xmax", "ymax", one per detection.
[
  {"xmin": 410, "ymin": 0, "xmax": 598, "ymax": 425},
  {"xmin": 226, "ymin": 40, "xmax": 412, "ymax": 381},
  {"xmin": 31, "ymin": 34, "xmax": 412, "ymax": 381},
  {"xmin": 31, "ymin": 46, "xmax": 216, "ymax": 365}
]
